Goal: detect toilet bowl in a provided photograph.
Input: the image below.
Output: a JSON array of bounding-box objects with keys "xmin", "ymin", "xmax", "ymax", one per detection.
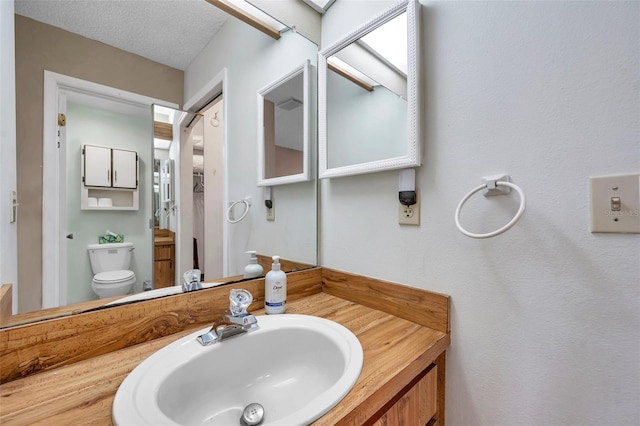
[
  {"xmin": 87, "ymin": 242, "xmax": 137, "ymax": 299},
  {"xmin": 91, "ymin": 270, "xmax": 136, "ymax": 299}
]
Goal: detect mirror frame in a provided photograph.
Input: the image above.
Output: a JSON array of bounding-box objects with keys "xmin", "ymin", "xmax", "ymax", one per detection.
[
  {"xmin": 257, "ymin": 59, "xmax": 312, "ymax": 186},
  {"xmin": 318, "ymin": 0, "xmax": 420, "ymax": 179}
]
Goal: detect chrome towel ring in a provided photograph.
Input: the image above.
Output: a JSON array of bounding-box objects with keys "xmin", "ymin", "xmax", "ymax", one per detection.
[{"xmin": 455, "ymin": 178, "xmax": 526, "ymax": 239}]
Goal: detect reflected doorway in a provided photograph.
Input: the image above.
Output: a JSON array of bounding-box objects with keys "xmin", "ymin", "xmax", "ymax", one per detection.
[{"xmin": 192, "ymin": 98, "xmax": 225, "ymax": 281}]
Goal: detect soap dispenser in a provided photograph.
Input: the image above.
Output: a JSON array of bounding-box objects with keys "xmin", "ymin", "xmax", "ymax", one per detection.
[
  {"xmin": 243, "ymin": 251, "xmax": 263, "ymax": 279},
  {"xmin": 264, "ymin": 255, "xmax": 286, "ymax": 314}
]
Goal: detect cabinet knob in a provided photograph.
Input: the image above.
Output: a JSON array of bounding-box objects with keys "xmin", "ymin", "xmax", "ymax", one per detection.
[{"xmin": 66, "ymin": 234, "xmax": 74, "ymax": 239}]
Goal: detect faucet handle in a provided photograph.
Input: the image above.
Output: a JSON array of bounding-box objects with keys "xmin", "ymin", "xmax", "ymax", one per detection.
[{"xmin": 229, "ymin": 289, "xmax": 253, "ymax": 315}]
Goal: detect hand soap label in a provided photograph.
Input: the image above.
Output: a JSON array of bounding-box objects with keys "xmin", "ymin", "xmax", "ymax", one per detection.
[{"xmin": 266, "ymin": 281, "xmax": 286, "ymax": 308}]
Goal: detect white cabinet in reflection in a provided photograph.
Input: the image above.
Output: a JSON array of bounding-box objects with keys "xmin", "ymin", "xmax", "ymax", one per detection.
[
  {"xmin": 82, "ymin": 144, "xmax": 139, "ymax": 210},
  {"xmin": 111, "ymin": 148, "xmax": 138, "ymax": 189}
]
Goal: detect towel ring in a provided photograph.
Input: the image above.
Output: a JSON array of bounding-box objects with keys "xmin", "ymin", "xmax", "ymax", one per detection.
[
  {"xmin": 455, "ymin": 181, "xmax": 526, "ymax": 239},
  {"xmin": 226, "ymin": 199, "xmax": 250, "ymax": 224}
]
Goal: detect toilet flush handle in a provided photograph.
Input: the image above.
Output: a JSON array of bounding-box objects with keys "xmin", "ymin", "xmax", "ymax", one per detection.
[{"xmin": 66, "ymin": 234, "xmax": 74, "ymax": 239}]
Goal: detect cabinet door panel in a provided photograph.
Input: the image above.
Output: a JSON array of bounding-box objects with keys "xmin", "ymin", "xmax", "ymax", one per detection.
[
  {"xmin": 112, "ymin": 149, "xmax": 138, "ymax": 189},
  {"xmin": 84, "ymin": 145, "xmax": 111, "ymax": 187},
  {"xmin": 154, "ymin": 259, "xmax": 173, "ymax": 289},
  {"xmin": 372, "ymin": 365, "xmax": 437, "ymax": 426}
]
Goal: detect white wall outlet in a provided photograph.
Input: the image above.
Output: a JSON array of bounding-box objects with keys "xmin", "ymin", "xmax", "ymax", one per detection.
[
  {"xmin": 266, "ymin": 206, "xmax": 275, "ymax": 221},
  {"xmin": 399, "ymin": 190, "xmax": 420, "ymax": 226},
  {"xmin": 590, "ymin": 173, "xmax": 640, "ymax": 233}
]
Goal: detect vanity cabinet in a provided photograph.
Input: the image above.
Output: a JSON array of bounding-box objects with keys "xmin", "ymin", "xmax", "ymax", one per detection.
[
  {"xmin": 373, "ymin": 364, "xmax": 438, "ymax": 426},
  {"xmin": 81, "ymin": 145, "xmax": 139, "ymax": 210},
  {"xmin": 154, "ymin": 229, "xmax": 175, "ymax": 289}
]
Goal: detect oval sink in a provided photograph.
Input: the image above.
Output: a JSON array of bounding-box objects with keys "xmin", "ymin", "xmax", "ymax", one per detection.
[{"xmin": 113, "ymin": 314, "xmax": 363, "ymax": 425}]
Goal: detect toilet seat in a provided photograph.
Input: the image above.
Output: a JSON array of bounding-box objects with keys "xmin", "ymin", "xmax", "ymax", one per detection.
[
  {"xmin": 92, "ymin": 270, "xmax": 136, "ymax": 299},
  {"xmin": 93, "ymin": 270, "xmax": 135, "ymax": 284}
]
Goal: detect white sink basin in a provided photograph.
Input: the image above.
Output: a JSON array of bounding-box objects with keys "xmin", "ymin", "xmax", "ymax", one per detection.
[{"xmin": 113, "ymin": 314, "xmax": 363, "ymax": 425}]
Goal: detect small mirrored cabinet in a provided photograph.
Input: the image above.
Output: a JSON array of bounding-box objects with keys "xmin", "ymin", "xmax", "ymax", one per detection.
[
  {"xmin": 257, "ymin": 60, "xmax": 312, "ymax": 186},
  {"xmin": 81, "ymin": 144, "xmax": 139, "ymax": 210},
  {"xmin": 319, "ymin": 0, "xmax": 421, "ymax": 179}
]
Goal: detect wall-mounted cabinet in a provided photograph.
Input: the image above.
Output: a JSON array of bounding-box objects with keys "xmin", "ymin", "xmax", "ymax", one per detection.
[{"xmin": 81, "ymin": 144, "xmax": 139, "ymax": 210}]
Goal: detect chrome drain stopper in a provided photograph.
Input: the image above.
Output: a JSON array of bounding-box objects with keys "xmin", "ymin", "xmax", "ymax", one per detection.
[{"xmin": 241, "ymin": 402, "xmax": 264, "ymax": 426}]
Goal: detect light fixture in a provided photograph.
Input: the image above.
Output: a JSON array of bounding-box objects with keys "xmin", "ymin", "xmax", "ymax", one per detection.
[
  {"xmin": 399, "ymin": 169, "xmax": 416, "ymax": 206},
  {"xmin": 264, "ymin": 187, "xmax": 273, "ymax": 209}
]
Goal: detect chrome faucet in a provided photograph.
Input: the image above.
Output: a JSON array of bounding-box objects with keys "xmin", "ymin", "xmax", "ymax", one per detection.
[
  {"xmin": 197, "ymin": 289, "xmax": 258, "ymax": 346},
  {"xmin": 182, "ymin": 269, "xmax": 202, "ymax": 292}
]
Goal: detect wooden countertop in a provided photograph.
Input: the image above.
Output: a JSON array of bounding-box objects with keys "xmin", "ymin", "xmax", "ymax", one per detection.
[{"xmin": 0, "ymin": 292, "xmax": 449, "ymax": 425}]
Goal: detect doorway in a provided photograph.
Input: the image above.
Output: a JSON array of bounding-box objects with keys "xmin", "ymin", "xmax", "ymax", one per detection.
[
  {"xmin": 193, "ymin": 98, "xmax": 224, "ymax": 281},
  {"xmin": 42, "ymin": 71, "xmax": 178, "ymax": 308}
]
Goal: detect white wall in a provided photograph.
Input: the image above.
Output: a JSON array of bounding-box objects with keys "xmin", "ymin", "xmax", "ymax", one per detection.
[
  {"xmin": 0, "ymin": 0, "xmax": 17, "ymax": 312},
  {"xmin": 321, "ymin": 1, "xmax": 639, "ymax": 425},
  {"xmin": 185, "ymin": 19, "xmax": 318, "ymax": 275},
  {"xmin": 66, "ymin": 102, "xmax": 153, "ymax": 303}
]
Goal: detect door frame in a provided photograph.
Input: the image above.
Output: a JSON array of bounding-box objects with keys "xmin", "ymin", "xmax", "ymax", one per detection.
[
  {"xmin": 42, "ymin": 71, "xmax": 177, "ymax": 308},
  {"xmin": 182, "ymin": 68, "xmax": 229, "ymax": 279}
]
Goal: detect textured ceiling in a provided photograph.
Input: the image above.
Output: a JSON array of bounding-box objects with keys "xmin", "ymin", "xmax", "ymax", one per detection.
[{"xmin": 14, "ymin": 0, "xmax": 230, "ymax": 70}]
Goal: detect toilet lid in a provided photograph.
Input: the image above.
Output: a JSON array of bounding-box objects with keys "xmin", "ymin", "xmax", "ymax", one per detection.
[{"xmin": 94, "ymin": 270, "xmax": 135, "ymax": 284}]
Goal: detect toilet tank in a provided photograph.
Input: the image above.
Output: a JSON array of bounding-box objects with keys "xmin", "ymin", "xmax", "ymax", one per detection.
[{"xmin": 88, "ymin": 242, "xmax": 134, "ymax": 274}]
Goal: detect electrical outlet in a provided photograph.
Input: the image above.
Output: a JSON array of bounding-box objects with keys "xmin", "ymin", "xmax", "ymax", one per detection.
[
  {"xmin": 266, "ymin": 207, "xmax": 275, "ymax": 221},
  {"xmin": 399, "ymin": 190, "xmax": 420, "ymax": 226}
]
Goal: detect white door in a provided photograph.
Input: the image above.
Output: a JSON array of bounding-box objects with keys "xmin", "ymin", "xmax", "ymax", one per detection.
[
  {"xmin": 84, "ymin": 145, "xmax": 111, "ymax": 187},
  {"xmin": 203, "ymin": 98, "xmax": 225, "ymax": 280},
  {"xmin": 112, "ymin": 148, "xmax": 137, "ymax": 189}
]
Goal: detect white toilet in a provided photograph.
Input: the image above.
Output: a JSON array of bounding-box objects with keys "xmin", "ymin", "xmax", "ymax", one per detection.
[{"xmin": 87, "ymin": 242, "xmax": 137, "ymax": 299}]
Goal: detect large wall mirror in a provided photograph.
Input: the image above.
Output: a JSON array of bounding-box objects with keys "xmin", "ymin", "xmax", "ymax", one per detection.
[
  {"xmin": 318, "ymin": 0, "xmax": 420, "ymax": 179},
  {"xmin": 257, "ymin": 60, "xmax": 312, "ymax": 186},
  {"xmin": 6, "ymin": 1, "xmax": 318, "ymax": 328}
]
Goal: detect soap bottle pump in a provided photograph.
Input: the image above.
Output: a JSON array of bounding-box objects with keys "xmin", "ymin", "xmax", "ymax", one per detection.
[
  {"xmin": 264, "ymin": 255, "xmax": 286, "ymax": 314},
  {"xmin": 243, "ymin": 251, "xmax": 263, "ymax": 279}
]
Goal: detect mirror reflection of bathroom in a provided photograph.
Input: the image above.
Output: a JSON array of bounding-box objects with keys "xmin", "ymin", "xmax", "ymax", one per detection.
[
  {"xmin": 263, "ymin": 70, "xmax": 304, "ymax": 180},
  {"xmin": 326, "ymin": 10, "xmax": 409, "ymax": 169},
  {"xmin": 153, "ymin": 99, "xmax": 225, "ymax": 291}
]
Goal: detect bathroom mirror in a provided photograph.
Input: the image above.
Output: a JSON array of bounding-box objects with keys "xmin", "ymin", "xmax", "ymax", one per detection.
[
  {"xmin": 318, "ymin": 0, "xmax": 420, "ymax": 179},
  {"xmin": 7, "ymin": 1, "xmax": 318, "ymax": 327},
  {"xmin": 257, "ymin": 60, "xmax": 312, "ymax": 186},
  {"xmin": 153, "ymin": 158, "xmax": 174, "ymax": 230}
]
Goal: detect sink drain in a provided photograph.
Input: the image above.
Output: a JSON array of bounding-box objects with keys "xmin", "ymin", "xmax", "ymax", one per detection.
[{"xmin": 240, "ymin": 402, "xmax": 264, "ymax": 426}]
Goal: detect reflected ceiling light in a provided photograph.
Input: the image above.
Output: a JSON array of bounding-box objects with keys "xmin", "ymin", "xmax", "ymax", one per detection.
[
  {"xmin": 360, "ymin": 13, "xmax": 407, "ymax": 76},
  {"xmin": 154, "ymin": 138, "xmax": 171, "ymax": 150},
  {"xmin": 154, "ymin": 105, "xmax": 176, "ymax": 123}
]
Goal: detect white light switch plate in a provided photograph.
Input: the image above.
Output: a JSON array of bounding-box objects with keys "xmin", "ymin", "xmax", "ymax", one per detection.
[{"xmin": 590, "ymin": 173, "xmax": 640, "ymax": 233}]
